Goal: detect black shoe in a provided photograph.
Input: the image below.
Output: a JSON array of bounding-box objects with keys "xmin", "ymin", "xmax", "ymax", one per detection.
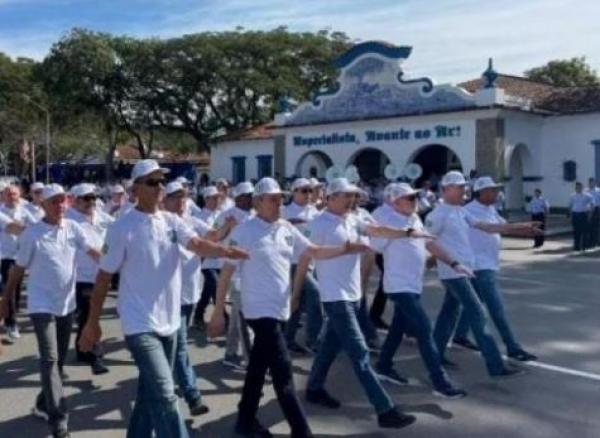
[
  {"xmin": 288, "ymin": 342, "xmax": 311, "ymax": 355},
  {"xmin": 189, "ymin": 398, "xmax": 209, "ymax": 416},
  {"xmin": 91, "ymin": 359, "xmax": 109, "ymax": 375},
  {"xmin": 453, "ymin": 337, "xmax": 479, "ymax": 351},
  {"xmin": 75, "ymin": 353, "xmax": 91, "ymax": 364},
  {"xmin": 441, "ymin": 357, "xmax": 458, "ymax": 369},
  {"xmin": 433, "ymin": 385, "xmax": 468, "ymax": 399},
  {"xmin": 491, "ymin": 366, "xmax": 527, "ymax": 379},
  {"xmin": 52, "ymin": 428, "xmax": 70, "ymax": 438},
  {"xmin": 377, "ymin": 407, "xmax": 416, "ymax": 429},
  {"xmin": 305, "ymin": 389, "xmax": 341, "ymax": 409},
  {"xmin": 234, "ymin": 419, "xmax": 273, "ymax": 437},
  {"xmin": 508, "ymin": 350, "xmax": 538, "ymax": 362}
]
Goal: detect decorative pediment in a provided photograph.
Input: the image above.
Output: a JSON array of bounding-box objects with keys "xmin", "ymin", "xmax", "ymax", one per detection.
[{"xmin": 279, "ymin": 41, "xmax": 476, "ymax": 126}]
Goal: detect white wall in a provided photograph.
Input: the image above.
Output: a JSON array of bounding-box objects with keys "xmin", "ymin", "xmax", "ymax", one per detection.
[
  {"xmin": 539, "ymin": 113, "xmax": 600, "ymax": 207},
  {"xmin": 210, "ymin": 139, "xmax": 274, "ymax": 182}
]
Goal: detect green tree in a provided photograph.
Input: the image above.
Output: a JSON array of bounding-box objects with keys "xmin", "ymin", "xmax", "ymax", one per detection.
[{"xmin": 525, "ymin": 57, "xmax": 599, "ymax": 87}]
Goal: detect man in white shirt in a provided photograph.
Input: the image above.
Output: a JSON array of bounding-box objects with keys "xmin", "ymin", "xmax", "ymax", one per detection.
[
  {"xmin": 586, "ymin": 178, "xmax": 600, "ymax": 247},
  {"xmin": 0, "ymin": 183, "xmax": 37, "ymax": 343},
  {"xmin": 426, "ymin": 171, "xmax": 535, "ymax": 377},
  {"xmin": 452, "ymin": 177, "xmax": 540, "ymax": 362},
  {"xmin": 527, "ymin": 188, "xmax": 550, "ymax": 248},
  {"xmin": 65, "ymin": 184, "xmax": 113, "ymax": 375},
  {"xmin": 193, "ymin": 186, "xmax": 226, "ymax": 329},
  {"xmin": 295, "ymin": 178, "xmax": 421, "ymax": 430},
  {"xmin": 175, "ymin": 176, "xmax": 203, "ymax": 218},
  {"xmin": 163, "ymin": 181, "xmax": 212, "ymax": 417},
  {"xmin": 213, "ymin": 181, "xmax": 255, "ymax": 369},
  {"xmin": 216, "ymin": 178, "xmax": 235, "ymax": 211},
  {"xmin": 282, "ymin": 177, "xmax": 323, "ymax": 353},
  {"xmin": 208, "ymin": 177, "xmax": 369, "ymax": 438},
  {"xmin": 0, "ymin": 184, "xmax": 101, "ymax": 438},
  {"xmin": 569, "ymin": 181, "xmax": 594, "ymax": 251},
  {"xmin": 78, "ymin": 159, "xmax": 247, "ymax": 438},
  {"xmin": 103, "ymin": 184, "xmax": 126, "ymax": 217},
  {"xmin": 26, "ymin": 181, "xmax": 46, "ymax": 220},
  {"xmin": 374, "ymin": 183, "xmax": 467, "ymax": 398}
]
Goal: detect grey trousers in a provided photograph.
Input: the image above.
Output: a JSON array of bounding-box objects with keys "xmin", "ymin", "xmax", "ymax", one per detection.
[{"xmin": 31, "ymin": 312, "xmax": 74, "ymax": 433}]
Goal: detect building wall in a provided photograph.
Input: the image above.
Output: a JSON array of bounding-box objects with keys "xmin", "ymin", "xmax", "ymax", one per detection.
[
  {"xmin": 209, "ymin": 139, "xmax": 275, "ymax": 181},
  {"xmin": 540, "ymin": 113, "xmax": 600, "ymax": 207}
]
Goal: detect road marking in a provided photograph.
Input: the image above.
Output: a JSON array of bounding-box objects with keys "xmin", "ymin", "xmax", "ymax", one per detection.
[{"xmin": 507, "ymin": 357, "xmax": 600, "ymax": 382}]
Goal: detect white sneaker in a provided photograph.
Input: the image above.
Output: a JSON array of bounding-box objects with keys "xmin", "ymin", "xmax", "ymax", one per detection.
[{"xmin": 7, "ymin": 326, "xmax": 20, "ymax": 342}]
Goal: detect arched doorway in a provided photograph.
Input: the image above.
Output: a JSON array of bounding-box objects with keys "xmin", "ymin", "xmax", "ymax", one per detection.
[
  {"xmin": 295, "ymin": 151, "xmax": 333, "ymax": 178},
  {"xmin": 410, "ymin": 144, "xmax": 462, "ymax": 188},
  {"xmin": 349, "ymin": 148, "xmax": 390, "ymax": 183},
  {"xmin": 506, "ymin": 143, "xmax": 532, "ymax": 210}
]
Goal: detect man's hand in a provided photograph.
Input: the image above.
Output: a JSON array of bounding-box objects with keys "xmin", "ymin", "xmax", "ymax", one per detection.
[
  {"xmin": 78, "ymin": 321, "xmax": 102, "ymax": 352},
  {"xmin": 453, "ymin": 263, "xmax": 475, "ymax": 278},
  {"xmin": 344, "ymin": 241, "xmax": 370, "ymax": 254},
  {"xmin": 207, "ymin": 311, "xmax": 226, "ymax": 338},
  {"xmin": 225, "ymin": 246, "xmax": 249, "ymax": 260},
  {"xmin": 224, "ymin": 216, "xmax": 238, "ymax": 228}
]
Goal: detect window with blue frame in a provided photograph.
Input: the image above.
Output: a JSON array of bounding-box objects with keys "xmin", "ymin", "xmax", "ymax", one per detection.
[
  {"xmin": 231, "ymin": 156, "xmax": 246, "ymax": 183},
  {"xmin": 256, "ymin": 155, "xmax": 273, "ymax": 179}
]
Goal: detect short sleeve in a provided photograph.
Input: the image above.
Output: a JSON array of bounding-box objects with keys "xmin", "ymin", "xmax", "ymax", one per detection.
[
  {"xmin": 191, "ymin": 217, "xmax": 211, "ymax": 237},
  {"xmin": 462, "ymin": 209, "xmax": 478, "ymax": 227},
  {"xmin": 494, "ymin": 209, "xmax": 507, "ymax": 224},
  {"xmin": 290, "ymin": 224, "xmax": 312, "ymax": 256},
  {"xmin": 99, "ymin": 223, "xmax": 126, "ymax": 274},
  {"xmin": 425, "ymin": 210, "xmax": 444, "ymax": 236},
  {"xmin": 172, "ymin": 214, "xmax": 197, "ymax": 248},
  {"xmin": 223, "ymin": 225, "xmax": 245, "ymax": 269},
  {"xmin": 72, "ymin": 222, "xmax": 95, "ymax": 251},
  {"xmin": 306, "ymin": 219, "xmax": 325, "ymax": 245},
  {"xmin": 15, "ymin": 228, "xmax": 34, "ymax": 268}
]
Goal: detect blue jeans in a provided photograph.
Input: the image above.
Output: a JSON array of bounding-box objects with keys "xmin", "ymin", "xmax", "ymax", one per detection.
[
  {"xmin": 358, "ymin": 294, "xmax": 379, "ymax": 344},
  {"xmin": 125, "ymin": 332, "xmax": 189, "ymax": 438},
  {"xmin": 307, "ymin": 300, "xmax": 394, "ymax": 414},
  {"xmin": 174, "ymin": 304, "xmax": 201, "ymax": 405},
  {"xmin": 433, "ymin": 278, "xmax": 505, "ymax": 376},
  {"xmin": 454, "ymin": 270, "xmax": 522, "ymax": 354},
  {"xmin": 377, "ymin": 293, "xmax": 451, "ymax": 390},
  {"xmin": 285, "ymin": 267, "xmax": 323, "ymax": 349}
]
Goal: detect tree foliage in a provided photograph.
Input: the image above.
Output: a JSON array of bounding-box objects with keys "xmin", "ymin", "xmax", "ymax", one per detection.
[{"xmin": 525, "ymin": 57, "xmax": 599, "ymax": 87}]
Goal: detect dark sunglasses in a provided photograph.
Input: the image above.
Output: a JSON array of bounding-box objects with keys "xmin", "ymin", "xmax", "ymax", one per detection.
[
  {"xmin": 140, "ymin": 178, "xmax": 166, "ymax": 187},
  {"xmin": 404, "ymin": 195, "xmax": 418, "ymax": 201},
  {"xmin": 81, "ymin": 195, "xmax": 97, "ymax": 202},
  {"xmin": 298, "ymin": 188, "xmax": 313, "ymax": 194}
]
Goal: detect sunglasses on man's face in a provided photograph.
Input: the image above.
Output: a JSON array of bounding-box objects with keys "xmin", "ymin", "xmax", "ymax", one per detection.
[
  {"xmin": 298, "ymin": 188, "xmax": 313, "ymax": 194},
  {"xmin": 140, "ymin": 178, "xmax": 166, "ymax": 187},
  {"xmin": 81, "ymin": 195, "xmax": 97, "ymax": 202},
  {"xmin": 404, "ymin": 195, "xmax": 418, "ymax": 202}
]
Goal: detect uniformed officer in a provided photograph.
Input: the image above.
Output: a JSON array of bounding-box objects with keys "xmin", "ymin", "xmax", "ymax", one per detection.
[
  {"xmin": 527, "ymin": 188, "xmax": 550, "ymax": 248},
  {"xmin": 569, "ymin": 181, "xmax": 594, "ymax": 251}
]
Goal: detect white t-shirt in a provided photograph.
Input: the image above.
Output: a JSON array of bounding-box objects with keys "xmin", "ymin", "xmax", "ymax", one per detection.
[
  {"xmin": 214, "ymin": 206, "xmax": 254, "ymax": 285},
  {"xmin": 463, "ymin": 200, "xmax": 506, "ymax": 271},
  {"xmin": 370, "ymin": 203, "xmax": 394, "ymax": 252},
  {"xmin": 16, "ymin": 219, "xmax": 93, "ymax": 316},
  {"xmin": 99, "ymin": 209, "xmax": 197, "ymax": 336},
  {"xmin": 282, "ymin": 202, "xmax": 320, "ymax": 263},
  {"xmin": 196, "ymin": 207, "xmax": 221, "ymax": 269},
  {"xmin": 186, "ymin": 198, "xmax": 203, "ymax": 219},
  {"xmin": 378, "ymin": 212, "xmax": 427, "ymax": 294},
  {"xmin": 425, "ymin": 203, "xmax": 475, "ymax": 280},
  {"xmin": 226, "ymin": 217, "xmax": 311, "ymax": 320},
  {"xmin": 307, "ymin": 210, "xmax": 369, "ymax": 302},
  {"xmin": 0, "ymin": 203, "xmax": 37, "ymax": 259},
  {"xmin": 180, "ymin": 215, "xmax": 210, "ymax": 305},
  {"xmin": 65, "ymin": 208, "xmax": 113, "ymax": 283},
  {"xmin": 25, "ymin": 203, "xmax": 45, "ymax": 221}
]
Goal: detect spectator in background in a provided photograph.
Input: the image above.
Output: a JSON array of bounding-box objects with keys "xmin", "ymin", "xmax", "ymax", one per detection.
[{"xmin": 527, "ymin": 189, "xmax": 550, "ymax": 248}]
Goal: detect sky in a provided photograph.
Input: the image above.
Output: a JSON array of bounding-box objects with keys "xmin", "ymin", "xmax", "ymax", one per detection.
[{"xmin": 0, "ymin": 0, "xmax": 598, "ymax": 84}]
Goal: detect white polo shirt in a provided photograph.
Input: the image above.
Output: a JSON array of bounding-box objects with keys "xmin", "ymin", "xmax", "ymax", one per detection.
[
  {"xmin": 463, "ymin": 200, "xmax": 506, "ymax": 271},
  {"xmin": 307, "ymin": 210, "xmax": 369, "ymax": 303},
  {"xmin": 425, "ymin": 202, "xmax": 475, "ymax": 280},
  {"xmin": 226, "ymin": 217, "xmax": 311, "ymax": 321},
  {"xmin": 100, "ymin": 209, "xmax": 197, "ymax": 336},
  {"xmin": 378, "ymin": 211, "xmax": 427, "ymax": 294},
  {"xmin": 282, "ymin": 202, "xmax": 320, "ymax": 263},
  {"xmin": 180, "ymin": 215, "xmax": 211, "ymax": 305},
  {"xmin": 65, "ymin": 208, "xmax": 113, "ymax": 283},
  {"xmin": 0, "ymin": 203, "xmax": 37, "ymax": 259},
  {"xmin": 16, "ymin": 219, "xmax": 93, "ymax": 316}
]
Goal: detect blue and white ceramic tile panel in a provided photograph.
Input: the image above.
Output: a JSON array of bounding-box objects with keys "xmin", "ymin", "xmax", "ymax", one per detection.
[{"xmin": 284, "ymin": 41, "xmax": 477, "ymax": 126}]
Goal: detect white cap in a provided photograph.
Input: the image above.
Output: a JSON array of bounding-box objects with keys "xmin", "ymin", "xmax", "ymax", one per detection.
[
  {"xmin": 41, "ymin": 183, "xmax": 66, "ymax": 201},
  {"xmin": 202, "ymin": 186, "xmax": 219, "ymax": 197},
  {"xmin": 441, "ymin": 171, "xmax": 467, "ymax": 187},
  {"xmin": 383, "ymin": 182, "xmax": 397, "ymax": 200},
  {"xmin": 389, "ymin": 183, "xmax": 419, "ymax": 201},
  {"xmin": 175, "ymin": 176, "xmax": 190, "ymax": 185},
  {"xmin": 253, "ymin": 177, "xmax": 287, "ymax": 197},
  {"xmin": 71, "ymin": 183, "xmax": 96, "ymax": 198},
  {"xmin": 31, "ymin": 182, "xmax": 45, "ymax": 191},
  {"xmin": 111, "ymin": 184, "xmax": 125, "ymax": 194},
  {"xmin": 309, "ymin": 177, "xmax": 323, "ymax": 187},
  {"xmin": 131, "ymin": 159, "xmax": 170, "ymax": 181},
  {"xmin": 165, "ymin": 181, "xmax": 185, "ymax": 196},
  {"xmin": 215, "ymin": 178, "xmax": 229, "ymax": 186},
  {"xmin": 326, "ymin": 178, "xmax": 361, "ymax": 196},
  {"xmin": 291, "ymin": 178, "xmax": 312, "ymax": 191},
  {"xmin": 232, "ymin": 181, "xmax": 254, "ymax": 198},
  {"xmin": 473, "ymin": 176, "xmax": 502, "ymax": 192}
]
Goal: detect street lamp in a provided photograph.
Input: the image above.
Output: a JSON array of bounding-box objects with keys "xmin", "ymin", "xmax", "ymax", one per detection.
[{"xmin": 23, "ymin": 95, "xmax": 51, "ymax": 183}]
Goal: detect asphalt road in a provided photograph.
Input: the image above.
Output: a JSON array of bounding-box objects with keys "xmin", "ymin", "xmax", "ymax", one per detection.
[{"xmin": 0, "ymin": 237, "xmax": 598, "ymax": 437}]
